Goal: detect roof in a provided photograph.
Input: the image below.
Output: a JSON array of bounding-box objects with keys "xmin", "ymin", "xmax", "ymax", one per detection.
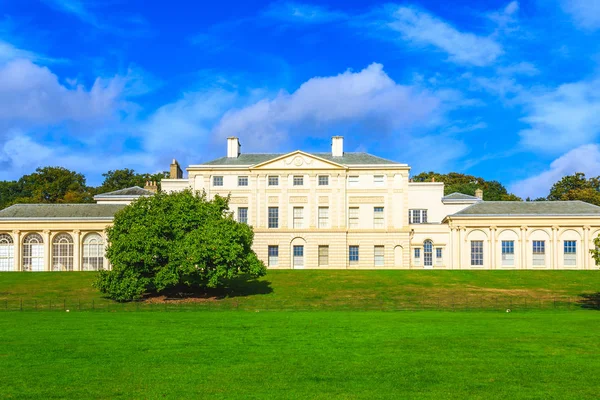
[
  {"xmin": 442, "ymin": 192, "xmax": 481, "ymax": 201},
  {"xmin": 0, "ymin": 204, "xmax": 126, "ymax": 220},
  {"xmin": 93, "ymin": 186, "xmax": 154, "ymax": 198},
  {"xmin": 450, "ymin": 201, "xmax": 600, "ymax": 217},
  {"xmin": 200, "ymin": 152, "xmax": 402, "ymax": 166}
]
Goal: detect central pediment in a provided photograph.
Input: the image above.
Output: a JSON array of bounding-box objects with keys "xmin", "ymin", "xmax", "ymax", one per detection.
[{"xmin": 250, "ymin": 151, "xmax": 347, "ymax": 170}]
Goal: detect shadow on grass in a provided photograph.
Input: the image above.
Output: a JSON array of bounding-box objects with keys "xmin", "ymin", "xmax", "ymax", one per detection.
[
  {"xmin": 578, "ymin": 293, "xmax": 600, "ymax": 310},
  {"xmin": 145, "ymin": 276, "xmax": 273, "ymax": 302}
]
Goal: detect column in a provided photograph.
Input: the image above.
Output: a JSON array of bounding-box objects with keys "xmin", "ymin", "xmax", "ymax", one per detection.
[
  {"xmin": 309, "ymin": 173, "xmax": 317, "ymax": 229},
  {"xmin": 12, "ymin": 230, "xmax": 20, "ymax": 272},
  {"xmin": 552, "ymin": 225, "xmax": 559, "ymax": 270},
  {"xmin": 584, "ymin": 226, "xmax": 590, "ymax": 270},
  {"xmin": 449, "ymin": 226, "xmax": 455, "ymax": 270},
  {"xmin": 73, "ymin": 230, "xmax": 81, "ymax": 271},
  {"xmin": 520, "ymin": 226, "xmax": 528, "ymax": 270},
  {"xmin": 43, "ymin": 230, "xmax": 51, "ymax": 271},
  {"xmin": 458, "ymin": 226, "xmax": 465, "ymax": 269},
  {"xmin": 490, "ymin": 226, "xmax": 497, "ymax": 270}
]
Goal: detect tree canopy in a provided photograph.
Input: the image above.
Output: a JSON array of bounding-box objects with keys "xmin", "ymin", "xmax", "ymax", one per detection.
[
  {"xmin": 411, "ymin": 172, "xmax": 522, "ymax": 201},
  {"xmin": 95, "ymin": 169, "xmax": 169, "ymax": 194},
  {"xmin": 547, "ymin": 173, "xmax": 600, "ymax": 206},
  {"xmin": 94, "ymin": 190, "xmax": 267, "ymax": 301}
]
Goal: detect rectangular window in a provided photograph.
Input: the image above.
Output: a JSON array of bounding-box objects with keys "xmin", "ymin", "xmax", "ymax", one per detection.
[
  {"xmin": 293, "ymin": 176, "xmax": 304, "ymax": 186},
  {"xmin": 238, "ymin": 176, "xmax": 248, "ymax": 187},
  {"xmin": 373, "ymin": 207, "xmax": 384, "ymax": 229},
  {"xmin": 374, "ymin": 245, "xmax": 384, "ymax": 267},
  {"xmin": 268, "ymin": 245, "xmax": 279, "ymax": 266},
  {"xmin": 374, "ymin": 175, "xmax": 385, "ymax": 186},
  {"xmin": 293, "ymin": 207, "xmax": 304, "ymax": 229},
  {"xmin": 268, "ymin": 176, "xmax": 279, "ymax": 186},
  {"xmin": 348, "ymin": 207, "xmax": 359, "ymax": 229},
  {"xmin": 213, "ymin": 176, "xmax": 223, "ymax": 187},
  {"xmin": 533, "ymin": 240, "xmax": 545, "ymax": 266},
  {"xmin": 293, "ymin": 245, "xmax": 304, "ymax": 268},
  {"xmin": 414, "ymin": 248, "xmax": 421, "ymax": 260},
  {"xmin": 409, "ymin": 209, "xmax": 428, "ymax": 224},
  {"xmin": 318, "ymin": 207, "xmax": 329, "ymax": 229},
  {"xmin": 471, "ymin": 241, "xmax": 483, "ymax": 266},
  {"xmin": 435, "ymin": 248, "xmax": 443, "ymax": 266},
  {"xmin": 318, "ymin": 245, "xmax": 329, "ymax": 266},
  {"xmin": 237, "ymin": 207, "xmax": 248, "ymax": 224},
  {"xmin": 318, "ymin": 175, "xmax": 329, "ymax": 186},
  {"xmin": 349, "ymin": 245, "xmax": 359, "ymax": 264},
  {"xmin": 268, "ymin": 207, "xmax": 279, "ymax": 228},
  {"xmin": 501, "ymin": 240, "xmax": 515, "ymax": 266},
  {"xmin": 348, "ymin": 176, "xmax": 359, "ymax": 186},
  {"xmin": 564, "ymin": 240, "xmax": 577, "ymax": 266}
]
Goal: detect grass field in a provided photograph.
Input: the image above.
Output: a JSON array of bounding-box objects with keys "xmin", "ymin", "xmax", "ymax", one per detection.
[
  {"xmin": 1, "ymin": 270, "xmax": 599, "ymax": 311},
  {"xmin": 1, "ymin": 311, "xmax": 600, "ymax": 399}
]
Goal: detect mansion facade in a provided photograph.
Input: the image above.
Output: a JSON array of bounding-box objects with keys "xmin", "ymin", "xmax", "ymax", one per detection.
[{"xmin": 1, "ymin": 136, "xmax": 600, "ymax": 271}]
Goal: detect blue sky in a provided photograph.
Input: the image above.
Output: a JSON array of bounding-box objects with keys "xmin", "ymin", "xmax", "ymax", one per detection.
[{"xmin": 0, "ymin": 0, "xmax": 599, "ymax": 197}]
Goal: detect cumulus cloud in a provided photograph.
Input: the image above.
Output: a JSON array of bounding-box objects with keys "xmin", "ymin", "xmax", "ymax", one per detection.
[
  {"xmin": 519, "ymin": 79, "xmax": 600, "ymax": 152},
  {"xmin": 509, "ymin": 144, "xmax": 600, "ymax": 198},
  {"xmin": 214, "ymin": 63, "xmax": 441, "ymax": 151},
  {"xmin": 386, "ymin": 6, "xmax": 503, "ymax": 66},
  {"xmin": 560, "ymin": 0, "xmax": 600, "ymax": 30}
]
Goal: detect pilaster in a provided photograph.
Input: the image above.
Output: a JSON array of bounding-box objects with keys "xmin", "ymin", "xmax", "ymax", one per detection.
[
  {"xmin": 520, "ymin": 225, "xmax": 528, "ymax": 269},
  {"xmin": 12, "ymin": 230, "xmax": 20, "ymax": 272},
  {"xmin": 43, "ymin": 230, "xmax": 51, "ymax": 272},
  {"xmin": 73, "ymin": 230, "xmax": 81, "ymax": 271}
]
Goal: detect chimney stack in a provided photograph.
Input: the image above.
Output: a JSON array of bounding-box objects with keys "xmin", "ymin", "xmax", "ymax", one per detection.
[
  {"xmin": 144, "ymin": 181, "xmax": 158, "ymax": 193},
  {"xmin": 475, "ymin": 189, "xmax": 483, "ymax": 199},
  {"xmin": 332, "ymin": 136, "xmax": 344, "ymax": 157},
  {"xmin": 227, "ymin": 137, "xmax": 241, "ymax": 158},
  {"xmin": 170, "ymin": 159, "xmax": 183, "ymax": 179}
]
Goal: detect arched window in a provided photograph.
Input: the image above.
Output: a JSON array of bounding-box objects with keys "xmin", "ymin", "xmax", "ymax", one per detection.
[
  {"xmin": 423, "ymin": 240, "xmax": 433, "ymax": 267},
  {"xmin": 52, "ymin": 233, "xmax": 74, "ymax": 271},
  {"xmin": 82, "ymin": 233, "xmax": 105, "ymax": 271},
  {"xmin": 23, "ymin": 233, "xmax": 44, "ymax": 272},
  {"xmin": 0, "ymin": 233, "xmax": 14, "ymax": 271}
]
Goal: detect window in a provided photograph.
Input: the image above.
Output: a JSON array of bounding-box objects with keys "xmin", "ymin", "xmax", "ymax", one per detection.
[
  {"xmin": 373, "ymin": 207, "xmax": 384, "ymax": 229},
  {"xmin": 0, "ymin": 233, "xmax": 14, "ymax": 271},
  {"xmin": 348, "ymin": 176, "xmax": 359, "ymax": 186},
  {"xmin": 23, "ymin": 233, "xmax": 44, "ymax": 272},
  {"xmin": 414, "ymin": 248, "xmax": 421, "ymax": 260},
  {"xmin": 319, "ymin": 245, "xmax": 329, "ymax": 266},
  {"xmin": 374, "ymin": 246, "xmax": 384, "ymax": 267},
  {"xmin": 349, "ymin": 246, "xmax": 359, "ymax": 265},
  {"xmin": 423, "ymin": 240, "xmax": 433, "ymax": 266},
  {"xmin": 318, "ymin": 207, "xmax": 329, "ymax": 229},
  {"xmin": 374, "ymin": 175, "xmax": 385, "ymax": 186},
  {"xmin": 564, "ymin": 240, "xmax": 577, "ymax": 266},
  {"xmin": 52, "ymin": 233, "xmax": 74, "ymax": 271},
  {"xmin": 268, "ymin": 207, "xmax": 279, "ymax": 228},
  {"xmin": 213, "ymin": 176, "xmax": 223, "ymax": 186},
  {"xmin": 533, "ymin": 240, "xmax": 545, "ymax": 266},
  {"xmin": 293, "ymin": 176, "xmax": 304, "ymax": 186},
  {"xmin": 501, "ymin": 240, "xmax": 515, "ymax": 266},
  {"xmin": 293, "ymin": 207, "xmax": 304, "ymax": 229},
  {"xmin": 436, "ymin": 248, "xmax": 443, "ymax": 266},
  {"xmin": 268, "ymin": 246, "xmax": 279, "ymax": 266},
  {"xmin": 268, "ymin": 176, "xmax": 279, "ymax": 186},
  {"xmin": 238, "ymin": 176, "xmax": 248, "ymax": 187},
  {"xmin": 348, "ymin": 207, "xmax": 359, "ymax": 229},
  {"xmin": 293, "ymin": 245, "xmax": 304, "ymax": 268},
  {"xmin": 471, "ymin": 241, "xmax": 483, "ymax": 266},
  {"xmin": 318, "ymin": 175, "xmax": 329, "ymax": 186},
  {"xmin": 409, "ymin": 209, "xmax": 428, "ymax": 224},
  {"xmin": 238, "ymin": 207, "xmax": 248, "ymax": 224},
  {"xmin": 83, "ymin": 233, "xmax": 105, "ymax": 271}
]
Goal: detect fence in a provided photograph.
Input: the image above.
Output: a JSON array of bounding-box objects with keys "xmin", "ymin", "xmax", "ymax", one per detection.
[{"xmin": 1, "ymin": 295, "xmax": 597, "ymax": 312}]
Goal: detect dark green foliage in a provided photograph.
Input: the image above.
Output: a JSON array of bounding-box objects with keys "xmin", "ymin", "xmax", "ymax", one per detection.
[
  {"xmin": 547, "ymin": 173, "xmax": 600, "ymax": 206},
  {"xmin": 412, "ymin": 172, "xmax": 521, "ymax": 201},
  {"xmin": 95, "ymin": 169, "xmax": 169, "ymax": 194},
  {"xmin": 16, "ymin": 166, "xmax": 93, "ymax": 204},
  {"xmin": 94, "ymin": 190, "xmax": 266, "ymax": 301}
]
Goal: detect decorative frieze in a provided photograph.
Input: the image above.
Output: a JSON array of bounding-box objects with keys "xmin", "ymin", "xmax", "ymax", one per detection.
[
  {"xmin": 349, "ymin": 196, "xmax": 385, "ymax": 204},
  {"xmin": 289, "ymin": 196, "xmax": 308, "ymax": 203},
  {"xmin": 268, "ymin": 196, "xmax": 279, "ymax": 204},
  {"xmin": 229, "ymin": 197, "xmax": 248, "ymax": 204},
  {"xmin": 318, "ymin": 196, "xmax": 329, "ymax": 204}
]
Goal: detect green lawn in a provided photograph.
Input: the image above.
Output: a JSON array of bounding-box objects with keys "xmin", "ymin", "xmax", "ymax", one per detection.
[
  {"xmin": 1, "ymin": 311, "xmax": 599, "ymax": 399},
  {"xmin": 0, "ymin": 270, "xmax": 599, "ymax": 311}
]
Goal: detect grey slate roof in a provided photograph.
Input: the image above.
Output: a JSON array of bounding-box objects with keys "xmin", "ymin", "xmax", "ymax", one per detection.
[
  {"xmin": 0, "ymin": 204, "xmax": 126, "ymax": 220},
  {"xmin": 94, "ymin": 186, "xmax": 154, "ymax": 197},
  {"xmin": 201, "ymin": 152, "xmax": 402, "ymax": 166},
  {"xmin": 451, "ymin": 201, "xmax": 600, "ymax": 217},
  {"xmin": 442, "ymin": 192, "xmax": 481, "ymax": 201}
]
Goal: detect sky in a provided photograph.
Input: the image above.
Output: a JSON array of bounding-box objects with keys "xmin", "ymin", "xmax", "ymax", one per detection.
[{"xmin": 0, "ymin": 0, "xmax": 599, "ymax": 198}]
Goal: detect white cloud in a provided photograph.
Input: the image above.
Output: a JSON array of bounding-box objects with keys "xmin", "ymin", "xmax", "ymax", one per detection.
[
  {"xmin": 487, "ymin": 1, "xmax": 520, "ymax": 31},
  {"xmin": 560, "ymin": 0, "xmax": 600, "ymax": 30},
  {"xmin": 263, "ymin": 2, "xmax": 347, "ymax": 24},
  {"xmin": 386, "ymin": 6, "xmax": 503, "ymax": 66},
  {"xmin": 519, "ymin": 79, "xmax": 600, "ymax": 152},
  {"xmin": 497, "ymin": 62, "xmax": 538, "ymax": 76},
  {"xmin": 214, "ymin": 63, "xmax": 441, "ymax": 152},
  {"xmin": 509, "ymin": 144, "xmax": 600, "ymax": 198}
]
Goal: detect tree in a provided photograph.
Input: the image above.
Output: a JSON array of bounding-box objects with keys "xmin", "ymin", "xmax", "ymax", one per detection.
[
  {"xmin": 411, "ymin": 172, "xmax": 521, "ymax": 201},
  {"xmin": 96, "ymin": 169, "xmax": 170, "ymax": 194},
  {"xmin": 16, "ymin": 166, "xmax": 92, "ymax": 203},
  {"xmin": 547, "ymin": 173, "xmax": 600, "ymax": 206},
  {"xmin": 0, "ymin": 180, "xmax": 21, "ymax": 209},
  {"xmin": 94, "ymin": 190, "xmax": 266, "ymax": 301}
]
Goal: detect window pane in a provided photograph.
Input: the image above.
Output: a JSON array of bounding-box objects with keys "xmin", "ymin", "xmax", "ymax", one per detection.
[
  {"xmin": 348, "ymin": 207, "xmax": 359, "ymax": 228},
  {"xmin": 319, "ymin": 245, "xmax": 329, "ymax": 266},
  {"xmin": 423, "ymin": 240, "xmax": 433, "ymax": 266},
  {"xmin": 213, "ymin": 176, "xmax": 223, "ymax": 186},
  {"xmin": 268, "ymin": 176, "xmax": 279, "ymax": 186},
  {"xmin": 374, "ymin": 245, "xmax": 384, "ymax": 266},
  {"xmin": 374, "ymin": 207, "xmax": 384, "ymax": 229},
  {"xmin": 238, "ymin": 176, "xmax": 248, "ymax": 186},
  {"xmin": 293, "ymin": 245, "xmax": 304, "ymax": 267},
  {"xmin": 268, "ymin": 207, "xmax": 279, "ymax": 228},
  {"xmin": 501, "ymin": 240, "xmax": 514, "ymax": 266},
  {"xmin": 374, "ymin": 175, "xmax": 384, "ymax": 186},
  {"xmin": 318, "ymin": 207, "xmax": 329, "ymax": 229},
  {"xmin": 293, "ymin": 207, "xmax": 304, "ymax": 229},
  {"xmin": 436, "ymin": 248, "xmax": 442, "ymax": 258},
  {"xmin": 349, "ymin": 246, "xmax": 359, "ymax": 264},
  {"xmin": 564, "ymin": 241, "xmax": 577, "ymax": 266},
  {"xmin": 318, "ymin": 176, "xmax": 329, "ymax": 186},
  {"xmin": 268, "ymin": 245, "xmax": 279, "ymax": 266},
  {"xmin": 238, "ymin": 208, "xmax": 248, "ymax": 224},
  {"xmin": 293, "ymin": 176, "xmax": 304, "ymax": 186},
  {"xmin": 349, "ymin": 176, "xmax": 359, "ymax": 186},
  {"xmin": 471, "ymin": 241, "xmax": 483, "ymax": 266}
]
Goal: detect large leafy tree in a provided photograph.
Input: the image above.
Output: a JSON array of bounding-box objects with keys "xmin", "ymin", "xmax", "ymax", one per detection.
[
  {"xmin": 547, "ymin": 173, "xmax": 600, "ymax": 205},
  {"xmin": 96, "ymin": 169, "xmax": 169, "ymax": 194},
  {"xmin": 411, "ymin": 172, "xmax": 521, "ymax": 201},
  {"xmin": 94, "ymin": 190, "xmax": 266, "ymax": 301},
  {"xmin": 16, "ymin": 166, "xmax": 92, "ymax": 203}
]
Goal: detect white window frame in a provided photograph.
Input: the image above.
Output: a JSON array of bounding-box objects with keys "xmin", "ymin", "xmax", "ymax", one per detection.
[
  {"xmin": 23, "ymin": 233, "xmax": 44, "ymax": 272},
  {"xmin": 373, "ymin": 207, "xmax": 384, "ymax": 229},
  {"xmin": 532, "ymin": 240, "xmax": 545, "ymax": 266},
  {"xmin": 268, "ymin": 176, "xmax": 279, "ymax": 186},
  {"xmin": 374, "ymin": 245, "xmax": 384, "ymax": 267},
  {"xmin": 0, "ymin": 233, "xmax": 14, "ymax": 271},
  {"xmin": 471, "ymin": 241, "xmax": 483, "ymax": 266},
  {"xmin": 564, "ymin": 240, "xmax": 577, "ymax": 266},
  {"xmin": 374, "ymin": 175, "xmax": 385, "ymax": 186},
  {"xmin": 501, "ymin": 240, "xmax": 515, "ymax": 266},
  {"xmin": 318, "ymin": 175, "xmax": 329, "ymax": 186},
  {"xmin": 348, "ymin": 207, "xmax": 359, "ymax": 229},
  {"xmin": 293, "ymin": 207, "xmax": 304, "ymax": 229},
  {"xmin": 52, "ymin": 233, "xmax": 74, "ymax": 271},
  {"xmin": 349, "ymin": 245, "xmax": 359, "ymax": 265},
  {"xmin": 348, "ymin": 176, "xmax": 359, "ymax": 186},
  {"xmin": 268, "ymin": 207, "xmax": 279, "ymax": 229},
  {"xmin": 82, "ymin": 233, "xmax": 105, "ymax": 271},
  {"xmin": 238, "ymin": 176, "xmax": 248, "ymax": 187},
  {"xmin": 293, "ymin": 176, "xmax": 304, "ymax": 186},
  {"xmin": 409, "ymin": 209, "xmax": 428, "ymax": 224},
  {"xmin": 213, "ymin": 176, "xmax": 223, "ymax": 187},
  {"xmin": 318, "ymin": 245, "xmax": 329, "ymax": 266},
  {"xmin": 268, "ymin": 245, "xmax": 279, "ymax": 266},
  {"xmin": 318, "ymin": 207, "xmax": 329, "ymax": 229},
  {"xmin": 237, "ymin": 207, "xmax": 248, "ymax": 224}
]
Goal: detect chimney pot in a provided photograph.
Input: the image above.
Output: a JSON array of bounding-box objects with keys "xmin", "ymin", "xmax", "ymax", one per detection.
[
  {"xmin": 227, "ymin": 137, "xmax": 241, "ymax": 158},
  {"xmin": 475, "ymin": 189, "xmax": 483, "ymax": 199}
]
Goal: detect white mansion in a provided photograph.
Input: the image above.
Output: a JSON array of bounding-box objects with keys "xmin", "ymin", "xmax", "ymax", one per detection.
[{"xmin": 1, "ymin": 135, "xmax": 600, "ymax": 271}]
